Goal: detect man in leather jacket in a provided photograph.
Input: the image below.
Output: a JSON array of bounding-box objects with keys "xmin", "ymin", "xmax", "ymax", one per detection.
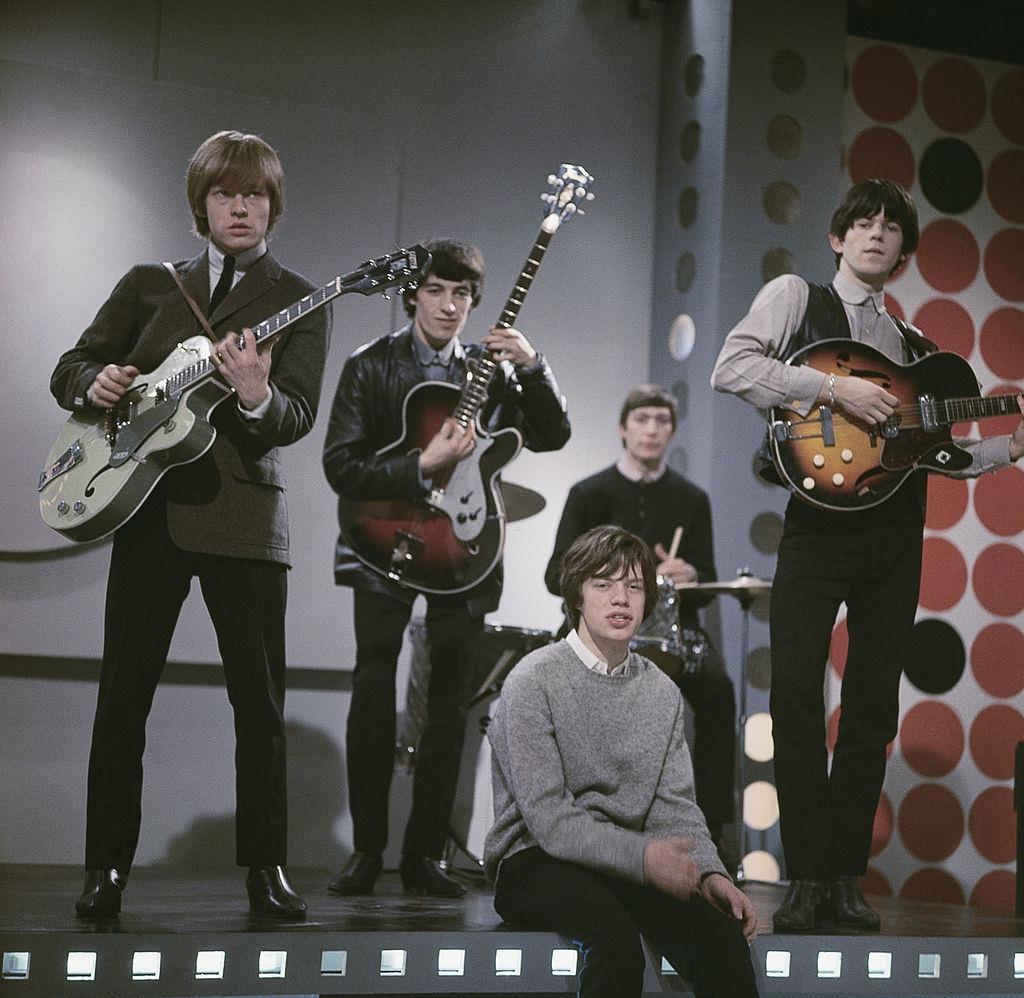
[{"xmin": 322, "ymin": 238, "xmax": 570, "ymax": 896}]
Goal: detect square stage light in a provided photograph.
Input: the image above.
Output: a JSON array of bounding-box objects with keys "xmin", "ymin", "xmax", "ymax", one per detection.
[
  {"xmin": 495, "ymin": 948, "xmax": 522, "ymax": 976},
  {"xmin": 437, "ymin": 949, "xmax": 465, "ymax": 976},
  {"xmin": 765, "ymin": 951, "xmax": 791, "ymax": 977},
  {"xmin": 132, "ymin": 952, "xmax": 161, "ymax": 980},
  {"xmin": 258, "ymin": 950, "xmax": 287, "ymax": 978},
  {"xmin": 967, "ymin": 953, "xmax": 988, "ymax": 979},
  {"xmin": 195, "ymin": 950, "xmax": 225, "ymax": 979},
  {"xmin": 1014, "ymin": 953, "xmax": 1024, "ymax": 979},
  {"xmin": 2, "ymin": 953, "xmax": 29, "ymax": 980},
  {"xmin": 552, "ymin": 949, "xmax": 578, "ymax": 976},
  {"xmin": 66, "ymin": 952, "xmax": 96, "ymax": 981},
  {"xmin": 320, "ymin": 950, "xmax": 347, "ymax": 976},
  {"xmin": 867, "ymin": 952, "xmax": 892, "ymax": 979},
  {"xmin": 380, "ymin": 949, "xmax": 406, "ymax": 976},
  {"xmin": 918, "ymin": 953, "xmax": 941, "ymax": 978},
  {"xmin": 817, "ymin": 951, "xmax": 842, "ymax": 978}
]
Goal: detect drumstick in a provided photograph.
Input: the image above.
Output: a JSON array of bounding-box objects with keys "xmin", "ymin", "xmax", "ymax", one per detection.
[{"xmin": 667, "ymin": 526, "xmax": 683, "ymax": 561}]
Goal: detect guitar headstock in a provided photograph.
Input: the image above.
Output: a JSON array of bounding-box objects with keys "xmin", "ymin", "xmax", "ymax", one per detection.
[
  {"xmin": 541, "ymin": 164, "xmax": 595, "ymax": 232},
  {"xmin": 340, "ymin": 244, "xmax": 432, "ymax": 297}
]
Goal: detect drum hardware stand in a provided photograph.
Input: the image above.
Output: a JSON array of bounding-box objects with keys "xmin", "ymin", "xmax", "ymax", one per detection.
[{"xmin": 678, "ymin": 569, "xmax": 772, "ymax": 883}]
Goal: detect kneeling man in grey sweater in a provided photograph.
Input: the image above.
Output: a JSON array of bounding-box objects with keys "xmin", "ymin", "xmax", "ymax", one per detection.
[{"xmin": 484, "ymin": 525, "xmax": 759, "ymax": 998}]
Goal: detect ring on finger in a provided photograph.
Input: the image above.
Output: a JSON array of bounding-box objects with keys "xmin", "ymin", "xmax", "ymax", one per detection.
[{"xmin": 237, "ymin": 332, "xmax": 246, "ymax": 350}]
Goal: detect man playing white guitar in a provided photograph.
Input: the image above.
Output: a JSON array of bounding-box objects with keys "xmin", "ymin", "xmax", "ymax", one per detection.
[
  {"xmin": 323, "ymin": 238, "xmax": 570, "ymax": 897},
  {"xmin": 51, "ymin": 130, "xmax": 330, "ymax": 921},
  {"xmin": 712, "ymin": 178, "xmax": 1024, "ymax": 933}
]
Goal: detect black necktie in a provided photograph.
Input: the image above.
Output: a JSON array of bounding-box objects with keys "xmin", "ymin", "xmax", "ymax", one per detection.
[{"xmin": 208, "ymin": 255, "xmax": 235, "ymax": 315}]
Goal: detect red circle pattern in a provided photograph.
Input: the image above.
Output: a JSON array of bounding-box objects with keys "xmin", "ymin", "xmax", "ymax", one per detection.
[
  {"xmin": 899, "ymin": 867, "xmax": 966, "ymax": 906},
  {"xmin": 972, "ymin": 543, "xmax": 1024, "ymax": 616},
  {"xmin": 900, "ymin": 700, "xmax": 964, "ymax": 777},
  {"xmin": 969, "ymin": 704, "xmax": 1024, "ymax": 780},
  {"xmin": 979, "ymin": 307, "xmax": 1024, "ymax": 380},
  {"xmin": 924, "ymin": 474, "xmax": 969, "ymax": 531},
  {"xmin": 987, "ymin": 149, "xmax": 1024, "ymax": 224},
  {"xmin": 974, "ymin": 466, "xmax": 1024, "ymax": 536},
  {"xmin": 898, "ymin": 784, "xmax": 964, "ymax": 861},
  {"xmin": 922, "ymin": 57, "xmax": 987, "ymax": 134},
  {"xmin": 969, "ymin": 786, "xmax": 1015, "ymax": 864},
  {"xmin": 917, "ymin": 219, "xmax": 980, "ymax": 293},
  {"xmin": 918, "ymin": 536, "xmax": 968, "ymax": 611},
  {"xmin": 884, "ymin": 293, "xmax": 905, "ymax": 320},
  {"xmin": 984, "ymin": 229, "xmax": 1024, "ymax": 302},
  {"xmin": 847, "ymin": 127, "xmax": 916, "ymax": 189},
  {"xmin": 912, "ymin": 298, "xmax": 975, "ymax": 356},
  {"xmin": 861, "ymin": 867, "xmax": 894, "ymax": 898},
  {"xmin": 851, "ymin": 45, "xmax": 918, "ymax": 123},
  {"xmin": 971, "ymin": 623, "xmax": 1024, "ymax": 698},
  {"xmin": 829, "ymin": 617, "xmax": 848, "ymax": 679},
  {"xmin": 970, "ymin": 870, "xmax": 1015, "ymax": 914},
  {"xmin": 991, "ymin": 67, "xmax": 1024, "ymax": 144}
]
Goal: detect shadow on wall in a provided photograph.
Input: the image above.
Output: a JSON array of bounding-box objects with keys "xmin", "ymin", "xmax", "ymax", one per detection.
[{"xmin": 160, "ymin": 721, "xmax": 346, "ymax": 869}]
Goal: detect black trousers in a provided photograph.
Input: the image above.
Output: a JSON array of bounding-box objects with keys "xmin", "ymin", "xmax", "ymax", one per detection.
[
  {"xmin": 85, "ymin": 499, "xmax": 289, "ymax": 871},
  {"xmin": 347, "ymin": 588, "xmax": 483, "ymax": 858},
  {"xmin": 495, "ymin": 848, "xmax": 759, "ymax": 998},
  {"xmin": 676, "ymin": 647, "xmax": 735, "ymax": 830},
  {"xmin": 770, "ymin": 496, "xmax": 923, "ymax": 878}
]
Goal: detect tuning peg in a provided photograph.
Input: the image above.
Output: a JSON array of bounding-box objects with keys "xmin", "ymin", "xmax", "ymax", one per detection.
[
  {"xmin": 586, "ymin": 192, "xmax": 596, "ymax": 201},
  {"xmin": 381, "ymin": 292, "xmax": 391, "ymax": 300}
]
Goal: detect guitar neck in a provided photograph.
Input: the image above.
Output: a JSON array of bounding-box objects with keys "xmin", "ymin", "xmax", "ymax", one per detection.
[
  {"xmin": 940, "ymin": 393, "xmax": 1021, "ymax": 426},
  {"xmin": 451, "ymin": 223, "xmax": 557, "ymax": 426},
  {"xmin": 164, "ymin": 277, "xmax": 348, "ymax": 398}
]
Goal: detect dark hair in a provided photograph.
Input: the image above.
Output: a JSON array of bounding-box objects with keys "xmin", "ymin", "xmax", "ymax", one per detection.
[
  {"xmin": 619, "ymin": 384, "xmax": 678, "ymax": 432},
  {"xmin": 402, "ymin": 238, "xmax": 485, "ymax": 316},
  {"xmin": 186, "ymin": 130, "xmax": 285, "ymax": 238},
  {"xmin": 830, "ymin": 178, "xmax": 919, "ymax": 271},
  {"xmin": 559, "ymin": 525, "xmax": 658, "ymax": 629}
]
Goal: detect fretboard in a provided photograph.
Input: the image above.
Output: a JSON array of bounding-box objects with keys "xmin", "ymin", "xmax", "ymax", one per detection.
[
  {"xmin": 942, "ymin": 393, "xmax": 1021, "ymax": 425},
  {"xmin": 451, "ymin": 226, "xmax": 556, "ymax": 427},
  {"xmin": 164, "ymin": 277, "xmax": 344, "ymax": 398}
]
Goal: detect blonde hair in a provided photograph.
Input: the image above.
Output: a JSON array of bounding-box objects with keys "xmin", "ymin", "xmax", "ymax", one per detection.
[{"xmin": 186, "ymin": 130, "xmax": 285, "ymax": 238}]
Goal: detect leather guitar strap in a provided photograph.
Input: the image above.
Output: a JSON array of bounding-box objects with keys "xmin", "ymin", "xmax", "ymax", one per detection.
[{"xmin": 162, "ymin": 261, "xmax": 218, "ymax": 343}]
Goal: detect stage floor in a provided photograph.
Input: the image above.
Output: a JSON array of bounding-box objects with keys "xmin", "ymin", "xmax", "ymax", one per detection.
[{"xmin": 1, "ymin": 864, "xmax": 1022, "ymax": 996}]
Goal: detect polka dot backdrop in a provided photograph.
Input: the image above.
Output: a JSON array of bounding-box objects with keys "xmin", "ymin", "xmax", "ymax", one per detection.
[{"xmin": 837, "ymin": 38, "xmax": 1024, "ymax": 915}]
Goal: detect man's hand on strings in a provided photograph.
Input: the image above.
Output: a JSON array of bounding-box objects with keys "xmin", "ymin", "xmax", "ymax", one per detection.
[
  {"xmin": 419, "ymin": 418, "xmax": 476, "ymax": 476},
  {"xmin": 213, "ymin": 328, "xmax": 275, "ymax": 411}
]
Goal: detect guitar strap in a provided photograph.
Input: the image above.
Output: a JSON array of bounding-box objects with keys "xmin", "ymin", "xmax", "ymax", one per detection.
[{"xmin": 162, "ymin": 262, "xmax": 218, "ymax": 343}]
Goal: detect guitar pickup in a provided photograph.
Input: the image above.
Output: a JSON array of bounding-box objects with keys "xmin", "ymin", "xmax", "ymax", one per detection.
[{"xmin": 38, "ymin": 440, "xmax": 83, "ymax": 492}]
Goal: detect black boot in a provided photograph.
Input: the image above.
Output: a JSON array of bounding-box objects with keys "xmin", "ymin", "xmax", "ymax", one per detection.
[
  {"xmin": 829, "ymin": 875, "xmax": 881, "ymax": 930},
  {"xmin": 772, "ymin": 878, "xmax": 829, "ymax": 933},
  {"xmin": 327, "ymin": 851, "xmax": 383, "ymax": 895},
  {"xmin": 75, "ymin": 868, "xmax": 127, "ymax": 919},
  {"xmin": 398, "ymin": 854, "xmax": 465, "ymax": 897},
  {"xmin": 246, "ymin": 866, "xmax": 306, "ymax": 918}
]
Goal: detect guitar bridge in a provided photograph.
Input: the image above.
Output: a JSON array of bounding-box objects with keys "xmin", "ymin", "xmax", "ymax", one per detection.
[{"xmin": 387, "ymin": 530, "xmax": 425, "ymax": 581}]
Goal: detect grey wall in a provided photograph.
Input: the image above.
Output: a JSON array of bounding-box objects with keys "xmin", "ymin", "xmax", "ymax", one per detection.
[{"xmin": 0, "ymin": 0, "xmax": 664, "ymax": 866}]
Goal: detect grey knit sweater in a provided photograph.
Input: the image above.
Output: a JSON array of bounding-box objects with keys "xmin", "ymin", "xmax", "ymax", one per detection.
[{"xmin": 483, "ymin": 639, "xmax": 727, "ymax": 885}]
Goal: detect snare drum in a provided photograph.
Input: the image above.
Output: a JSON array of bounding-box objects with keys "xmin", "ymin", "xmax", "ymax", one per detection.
[{"xmin": 448, "ymin": 623, "xmax": 554, "ymax": 866}]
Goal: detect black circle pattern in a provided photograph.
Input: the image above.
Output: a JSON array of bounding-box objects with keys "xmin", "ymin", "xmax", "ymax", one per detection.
[
  {"xmin": 919, "ymin": 138, "xmax": 984, "ymax": 214},
  {"xmin": 903, "ymin": 618, "xmax": 966, "ymax": 694}
]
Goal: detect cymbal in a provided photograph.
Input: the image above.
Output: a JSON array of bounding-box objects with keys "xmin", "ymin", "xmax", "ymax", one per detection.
[
  {"xmin": 499, "ymin": 481, "xmax": 546, "ymax": 522},
  {"xmin": 677, "ymin": 574, "xmax": 772, "ymax": 598}
]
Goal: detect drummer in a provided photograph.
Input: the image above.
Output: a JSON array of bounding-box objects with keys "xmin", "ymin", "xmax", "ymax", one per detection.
[{"xmin": 544, "ymin": 384, "xmax": 738, "ymax": 869}]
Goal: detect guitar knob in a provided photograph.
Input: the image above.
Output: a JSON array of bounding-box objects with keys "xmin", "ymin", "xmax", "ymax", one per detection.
[
  {"xmin": 56, "ymin": 501, "xmax": 69, "ymax": 515},
  {"xmin": 73, "ymin": 501, "xmax": 86, "ymax": 514}
]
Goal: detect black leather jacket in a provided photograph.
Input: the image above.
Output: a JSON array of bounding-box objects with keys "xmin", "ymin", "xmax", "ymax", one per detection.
[{"xmin": 323, "ymin": 325, "xmax": 571, "ymax": 610}]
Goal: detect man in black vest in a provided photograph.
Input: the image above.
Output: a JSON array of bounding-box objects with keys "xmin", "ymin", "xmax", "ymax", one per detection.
[{"xmin": 712, "ymin": 179, "xmax": 1024, "ymax": 932}]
